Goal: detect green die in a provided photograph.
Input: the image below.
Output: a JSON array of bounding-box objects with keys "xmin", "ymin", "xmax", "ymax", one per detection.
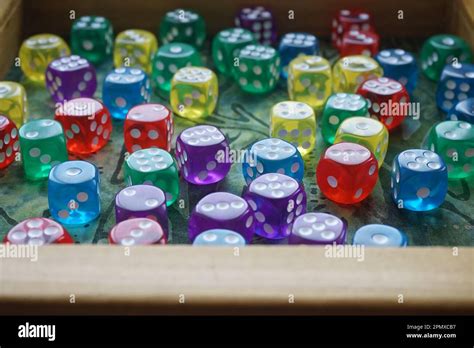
[
  {"xmin": 212, "ymin": 28, "xmax": 255, "ymax": 76},
  {"xmin": 420, "ymin": 34, "xmax": 473, "ymax": 81},
  {"xmin": 233, "ymin": 44, "xmax": 280, "ymax": 94},
  {"xmin": 124, "ymin": 148, "xmax": 179, "ymax": 206},
  {"xmin": 70, "ymin": 16, "xmax": 113, "ymax": 65},
  {"xmin": 159, "ymin": 9, "xmax": 206, "ymax": 49},
  {"xmin": 152, "ymin": 43, "xmax": 202, "ymax": 94},
  {"xmin": 321, "ymin": 93, "xmax": 370, "ymax": 144},
  {"xmin": 19, "ymin": 119, "xmax": 68, "ymax": 181},
  {"xmin": 428, "ymin": 120, "xmax": 474, "ymax": 180}
]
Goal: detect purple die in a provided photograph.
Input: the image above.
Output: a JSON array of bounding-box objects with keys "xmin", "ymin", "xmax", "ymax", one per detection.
[
  {"xmin": 289, "ymin": 213, "xmax": 347, "ymax": 245},
  {"xmin": 175, "ymin": 125, "xmax": 231, "ymax": 185},
  {"xmin": 45, "ymin": 55, "xmax": 97, "ymax": 103},
  {"xmin": 243, "ymin": 173, "xmax": 306, "ymax": 239},
  {"xmin": 235, "ymin": 6, "xmax": 277, "ymax": 46},
  {"xmin": 115, "ymin": 185, "xmax": 168, "ymax": 238},
  {"xmin": 188, "ymin": 192, "xmax": 255, "ymax": 243}
]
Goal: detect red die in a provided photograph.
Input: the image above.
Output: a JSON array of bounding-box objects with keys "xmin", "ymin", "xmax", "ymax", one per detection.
[
  {"xmin": 0, "ymin": 115, "xmax": 19, "ymax": 170},
  {"xmin": 124, "ymin": 103, "xmax": 173, "ymax": 153},
  {"xmin": 339, "ymin": 30, "xmax": 379, "ymax": 57},
  {"xmin": 4, "ymin": 217, "xmax": 74, "ymax": 245},
  {"xmin": 356, "ymin": 77, "xmax": 410, "ymax": 131},
  {"xmin": 332, "ymin": 9, "xmax": 374, "ymax": 48},
  {"xmin": 55, "ymin": 97, "xmax": 112, "ymax": 155},
  {"xmin": 316, "ymin": 142, "xmax": 378, "ymax": 204},
  {"xmin": 109, "ymin": 218, "xmax": 166, "ymax": 246}
]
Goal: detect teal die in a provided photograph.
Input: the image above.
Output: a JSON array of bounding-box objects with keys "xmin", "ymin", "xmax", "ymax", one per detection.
[
  {"xmin": 212, "ymin": 28, "xmax": 255, "ymax": 76},
  {"xmin": 159, "ymin": 9, "xmax": 206, "ymax": 49}
]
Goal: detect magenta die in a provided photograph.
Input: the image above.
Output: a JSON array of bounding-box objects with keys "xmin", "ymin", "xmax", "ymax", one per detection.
[
  {"xmin": 243, "ymin": 173, "xmax": 306, "ymax": 239},
  {"xmin": 289, "ymin": 212, "xmax": 347, "ymax": 245},
  {"xmin": 175, "ymin": 125, "xmax": 231, "ymax": 185},
  {"xmin": 188, "ymin": 192, "xmax": 255, "ymax": 243},
  {"xmin": 45, "ymin": 55, "xmax": 97, "ymax": 103},
  {"xmin": 235, "ymin": 6, "xmax": 277, "ymax": 45},
  {"xmin": 115, "ymin": 185, "xmax": 168, "ymax": 238}
]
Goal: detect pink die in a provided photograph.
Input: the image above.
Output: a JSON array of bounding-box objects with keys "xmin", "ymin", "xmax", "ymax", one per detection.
[{"xmin": 109, "ymin": 218, "xmax": 166, "ymax": 245}]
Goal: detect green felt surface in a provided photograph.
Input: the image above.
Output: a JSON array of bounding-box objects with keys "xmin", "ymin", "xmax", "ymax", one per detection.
[{"xmin": 0, "ymin": 38, "xmax": 473, "ymax": 246}]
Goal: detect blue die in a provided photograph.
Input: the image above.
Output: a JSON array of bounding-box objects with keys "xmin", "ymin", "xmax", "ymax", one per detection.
[
  {"xmin": 353, "ymin": 224, "xmax": 408, "ymax": 247},
  {"xmin": 375, "ymin": 49, "xmax": 417, "ymax": 94},
  {"xmin": 242, "ymin": 137, "xmax": 304, "ymax": 184},
  {"xmin": 391, "ymin": 149, "xmax": 448, "ymax": 211},
  {"xmin": 48, "ymin": 160, "xmax": 100, "ymax": 225},
  {"xmin": 447, "ymin": 98, "xmax": 474, "ymax": 123},
  {"xmin": 436, "ymin": 63, "xmax": 474, "ymax": 113},
  {"xmin": 278, "ymin": 32, "xmax": 319, "ymax": 79},
  {"xmin": 193, "ymin": 229, "xmax": 246, "ymax": 246},
  {"xmin": 102, "ymin": 67, "xmax": 150, "ymax": 120}
]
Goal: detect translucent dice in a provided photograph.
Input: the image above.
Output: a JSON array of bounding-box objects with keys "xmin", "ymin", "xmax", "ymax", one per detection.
[
  {"xmin": 212, "ymin": 28, "xmax": 255, "ymax": 76},
  {"xmin": 193, "ymin": 229, "xmax": 246, "ymax": 246},
  {"xmin": 0, "ymin": 115, "xmax": 19, "ymax": 170},
  {"xmin": 48, "ymin": 160, "xmax": 100, "ymax": 225},
  {"xmin": 4, "ymin": 218, "xmax": 73, "ymax": 245},
  {"xmin": 113, "ymin": 29, "xmax": 157, "ymax": 74},
  {"xmin": 289, "ymin": 213, "xmax": 347, "ymax": 245},
  {"xmin": 109, "ymin": 218, "xmax": 166, "ymax": 245},
  {"xmin": 159, "ymin": 9, "xmax": 206, "ymax": 49},
  {"xmin": 447, "ymin": 98, "xmax": 474, "ymax": 123},
  {"xmin": 235, "ymin": 6, "xmax": 277, "ymax": 45},
  {"xmin": 375, "ymin": 49, "xmax": 417, "ymax": 94},
  {"xmin": 0, "ymin": 82, "xmax": 28, "ymax": 127},
  {"xmin": 333, "ymin": 55, "xmax": 383, "ymax": 93},
  {"xmin": 170, "ymin": 67, "xmax": 218, "ymax": 119},
  {"xmin": 270, "ymin": 101, "xmax": 316, "ymax": 157},
  {"xmin": 175, "ymin": 125, "xmax": 231, "ymax": 185},
  {"xmin": 353, "ymin": 224, "xmax": 407, "ymax": 247},
  {"xmin": 279, "ymin": 33, "xmax": 319, "ymax": 79},
  {"xmin": 435, "ymin": 63, "xmax": 474, "ymax": 113}
]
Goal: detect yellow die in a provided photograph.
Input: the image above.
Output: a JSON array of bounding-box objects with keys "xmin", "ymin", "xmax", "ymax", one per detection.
[
  {"xmin": 270, "ymin": 101, "xmax": 316, "ymax": 157},
  {"xmin": 332, "ymin": 55, "xmax": 383, "ymax": 93},
  {"xmin": 334, "ymin": 116, "xmax": 389, "ymax": 167},
  {"xmin": 288, "ymin": 55, "xmax": 332, "ymax": 109},
  {"xmin": 170, "ymin": 67, "xmax": 218, "ymax": 119},
  {"xmin": 0, "ymin": 82, "xmax": 28, "ymax": 127},
  {"xmin": 19, "ymin": 34, "xmax": 70, "ymax": 84},
  {"xmin": 114, "ymin": 29, "xmax": 158, "ymax": 74}
]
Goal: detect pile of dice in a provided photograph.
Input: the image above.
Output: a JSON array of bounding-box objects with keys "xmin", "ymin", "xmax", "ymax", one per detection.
[{"xmin": 0, "ymin": 7, "xmax": 473, "ymax": 248}]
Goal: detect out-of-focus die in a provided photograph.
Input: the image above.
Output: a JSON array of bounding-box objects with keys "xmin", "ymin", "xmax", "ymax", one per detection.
[
  {"xmin": 124, "ymin": 148, "xmax": 179, "ymax": 206},
  {"xmin": 235, "ymin": 6, "xmax": 277, "ymax": 45},
  {"xmin": 375, "ymin": 49, "xmax": 417, "ymax": 94},
  {"xmin": 421, "ymin": 34, "xmax": 473, "ymax": 81},
  {"xmin": 321, "ymin": 93, "xmax": 369, "ymax": 144},
  {"xmin": 334, "ymin": 116, "xmax": 389, "ymax": 167},
  {"xmin": 113, "ymin": 29, "xmax": 157, "ymax": 74},
  {"xmin": 193, "ymin": 229, "xmax": 246, "ymax": 246},
  {"xmin": 48, "ymin": 160, "xmax": 100, "ymax": 225},
  {"xmin": 124, "ymin": 103, "xmax": 173, "ymax": 153},
  {"xmin": 427, "ymin": 120, "xmax": 474, "ymax": 180},
  {"xmin": 357, "ymin": 77, "xmax": 410, "ymax": 131},
  {"xmin": 115, "ymin": 185, "xmax": 168, "ymax": 238},
  {"xmin": 45, "ymin": 55, "xmax": 97, "ymax": 103},
  {"xmin": 243, "ymin": 173, "xmax": 306, "ymax": 239},
  {"xmin": 391, "ymin": 149, "xmax": 448, "ymax": 211},
  {"xmin": 109, "ymin": 218, "xmax": 166, "ymax": 245},
  {"xmin": 333, "ymin": 55, "xmax": 383, "ymax": 93},
  {"xmin": 242, "ymin": 138, "xmax": 304, "ymax": 184},
  {"xmin": 54, "ymin": 98, "xmax": 111, "ymax": 155},
  {"xmin": 279, "ymin": 33, "xmax": 319, "ymax": 79},
  {"xmin": 102, "ymin": 67, "xmax": 150, "ymax": 120},
  {"xmin": 212, "ymin": 28, "xmax": 255, "ymax": 76},
  {"xmin": 159, "ymin": 9, "xmax": 206, "ymax": 49},
  {"xmin": 0, "ymin": 115, "xmax": 19, "ymax": 170},
  {"xmin": 189, "ymin": 192, "xmax": 255, "ymax": 243},
  {"xmin": 353, "ymin": 224, "xmax": 408, "ymax": 247},
  {"xmin": 233, "ymin": 44, "xmax": 280, "ymax": 94},
  {"xmin": 4, "ymin": 218, "xmax": 73, "ymax": 245},
  {"xmin": 19, "ymin": 119, "xmax": 68, "ymax": 180},
  {"xmin": 316, "ymin": 142, "xmax": 379, "ymax": 204},
  {"xmin": 270, "ymin": 101, "xmax": 316, "ymax": 157},
  {"xmin": 288, "ymin": 55, "xmax": 332, "ymax": 109},
  {"xmin": 70, "ymin": 16, "xmax": 114, "ymax": 65},
  {"xmin": 340, "ymin": 29, "xmax": 379, "ymax": 57},
  {"xmin": 175, "ymin": 125, "xmax": 231, "ymax": 185},
  {"xmin": 447, "ymin": 98, "xmax": 474, "ymax": 123},
  {"xmin": 436, "ymin": 63, "xmax": 474, "ymax": 113},
  {"xmin": 152, "ymin": 43, "xmax": 202, "ymax": 94},
  {"xmin": 331, "ymin": 9, "xmax": 373, "ymax": 48},
  {"xmin": 289, "ymin": 212, "xmax": 347, "ymax": 245},
  {"xmin": 19, "ymin": 34, "xmax": 70, "ymax": 84},
  {"xmin": 170, "ymin": 67, "xmax": 218, "ymax": 119},
  {"xmin": 0, "ymin": 82, "xmax": 28, "ymax": 127}
]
